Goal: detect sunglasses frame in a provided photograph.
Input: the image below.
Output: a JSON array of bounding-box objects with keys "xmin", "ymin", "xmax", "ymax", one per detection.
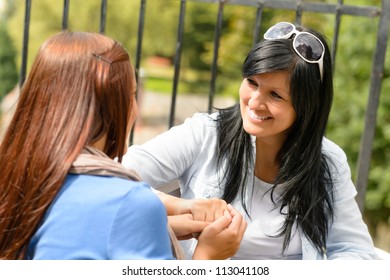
[{"xmin": 264, "ymin": 22, "xmax": 324, "ymax": 82}]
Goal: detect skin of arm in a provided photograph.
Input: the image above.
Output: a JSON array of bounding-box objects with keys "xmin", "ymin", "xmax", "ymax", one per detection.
[{"xmin": 156, "ymin": 191, "xmax": 229, "ymax": 238}]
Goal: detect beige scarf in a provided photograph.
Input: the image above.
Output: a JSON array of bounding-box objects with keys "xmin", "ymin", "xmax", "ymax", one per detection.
[{"xmin": 69, "ymin": 146, "xmax": 185, "ymax": 260}]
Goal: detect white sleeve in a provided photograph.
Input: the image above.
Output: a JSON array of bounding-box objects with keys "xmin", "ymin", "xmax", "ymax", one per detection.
[
  {"xmin": 122, "ymin": 113, "xmax": 212, "ymax": 188},
  {"xmin": 322, "ymin": 139, "xmax": 379, "ymax": 259}
]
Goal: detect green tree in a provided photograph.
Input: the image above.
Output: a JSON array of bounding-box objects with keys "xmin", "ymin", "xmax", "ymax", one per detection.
[{"xmin": 0, "ymin": 0, "xmax": 18, "ymax": 100}]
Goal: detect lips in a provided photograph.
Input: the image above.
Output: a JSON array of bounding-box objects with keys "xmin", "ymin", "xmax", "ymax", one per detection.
[{"xmin": 248, "ymin": 109, "xmax": 271, "ymax": 121}]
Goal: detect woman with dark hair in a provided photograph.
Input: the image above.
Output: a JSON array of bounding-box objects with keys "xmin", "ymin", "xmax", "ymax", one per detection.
[
  {"xmin": 123, "ymin": 22, "xmax": 378, "ymax": 259},
  {"xmin": 0, "ymin": 31, "xmax": 246, "ymax": 260}
]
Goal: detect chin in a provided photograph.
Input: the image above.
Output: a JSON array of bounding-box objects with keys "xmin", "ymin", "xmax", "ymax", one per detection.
[{"xmin": 242, "ymin": 121, "xmax": 262, "ymax": 137}]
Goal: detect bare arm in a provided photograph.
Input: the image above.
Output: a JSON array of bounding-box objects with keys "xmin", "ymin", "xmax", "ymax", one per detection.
[{"xmin": 156, "ymin": 191, "xmax": 229, "ymax": 239}]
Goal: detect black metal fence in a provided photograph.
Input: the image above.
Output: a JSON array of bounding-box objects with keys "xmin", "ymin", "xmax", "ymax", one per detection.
[{"xmin": 17, "ymin": 0, "xmax": 390, "ymax": 213}]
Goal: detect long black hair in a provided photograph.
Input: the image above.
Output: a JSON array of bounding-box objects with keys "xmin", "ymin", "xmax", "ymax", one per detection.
[{"xmin": 216, "ymin": 25, "xmax": 335, "ymax": 253}]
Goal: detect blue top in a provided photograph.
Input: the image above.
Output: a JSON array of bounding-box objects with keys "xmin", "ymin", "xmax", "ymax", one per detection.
[{"xmin": 26, "ymin": 174, "xmax": 174, "ymax": 260}]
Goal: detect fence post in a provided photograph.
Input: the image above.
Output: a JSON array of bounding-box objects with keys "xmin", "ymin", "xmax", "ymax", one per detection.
[
  {"xmin": 355, "ymin": 0, "xmax": 390, "ymax": 213},
  {"xmin": 19, "ymin": 0, "xmax": 32, "ymax": 87}
]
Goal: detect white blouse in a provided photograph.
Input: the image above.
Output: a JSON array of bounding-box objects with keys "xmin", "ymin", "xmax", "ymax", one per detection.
[{"xmin": 231, "ymin": 177, "xmax": 302, "ymax": 259}]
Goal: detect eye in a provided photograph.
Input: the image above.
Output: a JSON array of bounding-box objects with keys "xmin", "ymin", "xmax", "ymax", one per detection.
[
  {"xmin": 246, "ymin": 78, "xmax": 258, "ymax": 87},
  {"xmin": 270, "ymin": 91, "xmax": 283, "ymax": 100}
]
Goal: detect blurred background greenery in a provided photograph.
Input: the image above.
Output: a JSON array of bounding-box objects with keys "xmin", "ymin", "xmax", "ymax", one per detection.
[{"xmin": 0, "ymin": 0, "xmax": 389, "ymax": 250}]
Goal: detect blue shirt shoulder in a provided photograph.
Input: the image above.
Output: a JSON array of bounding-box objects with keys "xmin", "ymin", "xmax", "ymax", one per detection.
[{"xmin": 27, "ymin": 174, "xmax": 174, "ymax": 260}]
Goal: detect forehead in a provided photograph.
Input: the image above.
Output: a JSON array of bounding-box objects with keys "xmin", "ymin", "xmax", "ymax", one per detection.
[{"xmin": 256, "ymin": 71, "xmax": 290, "ymax": 86}]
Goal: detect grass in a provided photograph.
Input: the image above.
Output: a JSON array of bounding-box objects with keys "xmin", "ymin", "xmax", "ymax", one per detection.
[
  {"xmin": 140, "ymin": 57, "xmax": 240, "ymax": 96},
  {"xmin": 140, "ymin": 58, "xmax": 213, "ymax": 95},
  {"xmin": 143, "ymin": 76, "xmax": 173, "ymax": 94},
  {"xmin": 142, "ymin": 73, "xmax": 211, "ymax": 95}
]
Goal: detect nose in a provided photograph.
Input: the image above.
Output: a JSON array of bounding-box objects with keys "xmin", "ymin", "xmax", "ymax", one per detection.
[{"xmin": 248, "ymin": 90, "xmax": 267, "ymax": 110}]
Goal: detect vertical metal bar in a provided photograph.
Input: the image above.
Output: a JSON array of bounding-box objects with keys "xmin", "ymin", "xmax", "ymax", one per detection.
[
  {"xmin": 356, "ymin": 0, "xmax": 390, "ymax": 213},
  {"xmin": 134, "ymin": 0, "xmax": 146, "ymax": 76},
  {"xmin": 252, "ymin": 5, "xmax": 263, "ymax": 47},
  {"xmin": 19, "ymin": 0, "xmax": 32, "ymax": 87},
  {"xmin": 295, "ymin": 0, "xmax": 302, "ymax": 24},
  {"xmin": 130, "ymin": 0, "xmax": 147, "ymax": 145},
  {"xmin": 99, "ymin": 0, "xmax": 107, "ymax": 34},
  {"xmin": 331, "ymin": 0, "xmax": 343, "ymax": 72},
  {"xmin": 208, "ymin": 0, "xmax": 225, "ymax": 113},
  {"xmin": 62, "ymin": 0, "xmax": 70, "ymax": 30},
  {"xmin": 169, "ymin": 0, "xmax": 187, "ymax": 128}
]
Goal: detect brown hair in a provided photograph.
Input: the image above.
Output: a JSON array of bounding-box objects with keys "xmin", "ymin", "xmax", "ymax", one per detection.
[{"xmin": 0, "ymin": 31, "xmax": 135, "ymax": 259}]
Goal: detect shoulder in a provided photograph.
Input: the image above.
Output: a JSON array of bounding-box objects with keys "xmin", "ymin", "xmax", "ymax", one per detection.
[
  {"xmin": 179, "ymin": 112, "xmax": 219, "ymax": 135},
  {"xmin": 321, "ymin": 137, "xmax": 347, "ymax": 160},
  {"xmin": 63, "ymin": 174, "xmax": 152, "ymax": 197},
  {"xmin": 186, "ymin": 112, "xmax": 220, "ymax": 143},
  {"xmin": 188, "ymin": 111, "xmax": 219, "ymax": 124},
  {"xmin": 320, "ymin": 138, "xmax": 358, "ymax": 205},
  {"xmin": 136, "ymin": 112, "xmax": 218, "ymax": 146},
  {"xmin": 321, "ymin": 137, "xmax": 356, "ymax": 195},
  {"xmin": 321, "ymin": 137, "xmax": 349, "ymax": 176},
  {"xmin": 125, "ymin": 112, "xmax": 219, "ymax": 163},
  {"xmin": 61, "ymin": 174, "xmax": 164, "ymax": 216}
]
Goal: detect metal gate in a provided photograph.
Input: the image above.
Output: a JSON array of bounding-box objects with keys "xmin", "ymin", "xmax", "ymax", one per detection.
[{"xmin": 17, "ymin": 0, "xmax": 390, "ymax": 212}]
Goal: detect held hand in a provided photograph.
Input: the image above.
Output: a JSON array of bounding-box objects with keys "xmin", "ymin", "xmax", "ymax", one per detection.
[
  {"xmin": 168, "ymin": 214, "xmax": 210, "ymax": 240},
  {"xmin": 178, "ymin": 198, "xmax": 228, "ymax": 222},
  {"xmin": 156, "ymin": 192, "xmax": 227, "ymax": 222},
  {"xmin": 192, "ymin": 204, "xmax": 247, "ymax": 260},
  {"xmin": 157, "ymin": 193, "xmax": 229, "ymax": 239},
  {"xmin": 156, "ymin": 193, "xmax": 227, "ymax": 222}
]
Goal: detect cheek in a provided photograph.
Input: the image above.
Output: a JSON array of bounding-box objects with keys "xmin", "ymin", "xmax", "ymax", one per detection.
[
  {"xmin": 284, "ymin": 108, "xmax": 297, "ymax": 127},
  {"xmin": 239, "ymin": 81, "xmax": 250, "ymax": 102}
]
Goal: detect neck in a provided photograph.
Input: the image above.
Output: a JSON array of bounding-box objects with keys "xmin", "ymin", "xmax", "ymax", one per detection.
[
  {"xmin": 254, "ymin": 138, "xmax": 282, "ymax": 183},
  {"xmin": 89, "ymin": 135, "xmax": 107, "ymax": 153}
]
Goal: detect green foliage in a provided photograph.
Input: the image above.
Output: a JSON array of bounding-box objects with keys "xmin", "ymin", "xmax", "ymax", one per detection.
[
  {"xmin": 183, "ymin": 2, "xmax": 219, "ymax": 71},
  {"xmin": 0, "ymin": 17, "xmax": 18, "ymax": 100}
]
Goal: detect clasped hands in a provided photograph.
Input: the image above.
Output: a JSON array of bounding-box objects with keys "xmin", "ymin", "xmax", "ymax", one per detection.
[{"xmin": 157, "ymin": 193, "xmax": 247, "ymax": 260}]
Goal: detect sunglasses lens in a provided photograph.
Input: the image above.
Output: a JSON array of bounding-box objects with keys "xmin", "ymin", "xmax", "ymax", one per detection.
[
  {"xmin": 264, "ymin": 22, "xmax": 294, "ymax": 39},
  {"xmin": 293, "ymin": 33, "xmax": 323, "ymax": 61}
]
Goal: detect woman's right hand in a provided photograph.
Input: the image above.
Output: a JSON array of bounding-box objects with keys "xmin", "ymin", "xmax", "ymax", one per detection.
[{"xmin": 192, "ymin": 204, "xmax": 247, "ymax": 260}]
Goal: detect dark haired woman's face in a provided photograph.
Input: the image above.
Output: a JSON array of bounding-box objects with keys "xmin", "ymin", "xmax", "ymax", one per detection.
[{"xmin": 239, "ymin": 71, "xmax": 297, "ymax": 145}]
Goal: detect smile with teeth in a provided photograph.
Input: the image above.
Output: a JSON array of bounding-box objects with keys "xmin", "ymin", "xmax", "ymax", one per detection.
[{"xmin": 248, "ymin": 109, "xmax": 271, "ymax": 121}]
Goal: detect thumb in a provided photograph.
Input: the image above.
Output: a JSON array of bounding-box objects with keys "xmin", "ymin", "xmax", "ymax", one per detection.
[
  {"xmin": 206, "ymin": 210, "xmax": 232, "ymax": 233},
  {"xmin": 187, "ymin": 220, "xmax": 210, "ymax": 233}
]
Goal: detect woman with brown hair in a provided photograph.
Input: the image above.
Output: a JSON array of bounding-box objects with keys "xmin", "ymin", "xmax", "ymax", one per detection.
[{"xmin": 0, "ymin": 31, "xmax": 245, "ymax": 260}]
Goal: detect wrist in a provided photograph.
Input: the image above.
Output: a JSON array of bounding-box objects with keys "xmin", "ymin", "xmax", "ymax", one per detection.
[
  {"xmin": 192, "ymin": 246, "xmax": 213, "ymax": 260},
  {"xmin": 157, "ymin": 193, "xmax": 190, "ymax": 215}
]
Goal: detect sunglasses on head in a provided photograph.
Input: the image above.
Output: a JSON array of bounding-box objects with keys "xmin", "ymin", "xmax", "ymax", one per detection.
[{"xmin": 264, "ymin": 21, "xmax": 324, "ymax": 82}]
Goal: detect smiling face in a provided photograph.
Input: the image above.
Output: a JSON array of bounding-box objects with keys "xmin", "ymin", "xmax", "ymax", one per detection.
[{"xmin": 239, "ymin": 71, "xmax": 297, "ymax": 146}]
